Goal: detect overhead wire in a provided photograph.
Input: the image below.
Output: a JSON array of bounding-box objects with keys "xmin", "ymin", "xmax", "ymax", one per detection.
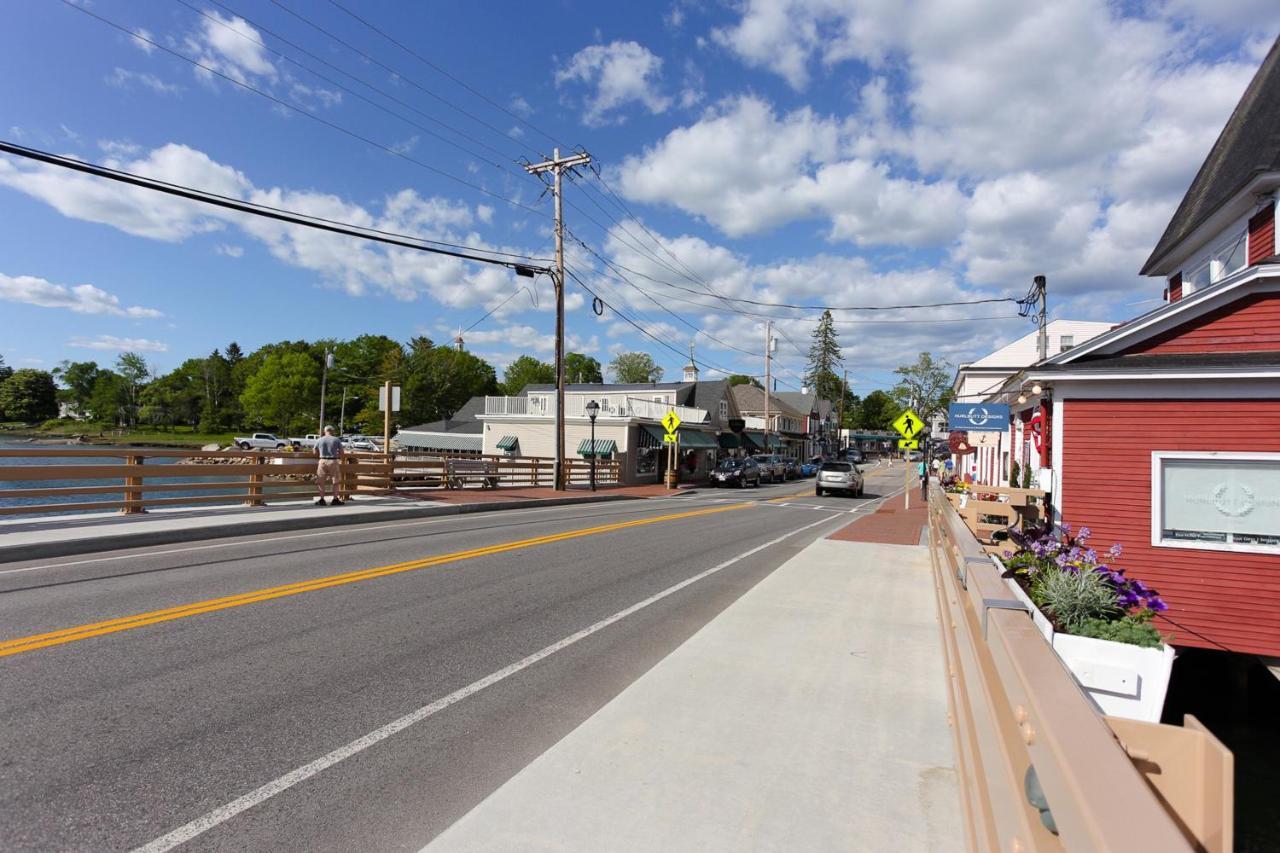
[{"xmin": 59, "ymin": 0, "xmax": 552, "ymax": 222}]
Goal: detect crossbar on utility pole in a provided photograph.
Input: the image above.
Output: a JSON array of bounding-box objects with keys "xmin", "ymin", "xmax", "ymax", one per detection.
[
  {"xmin": 1034, "ymin": 275, "xmax": 1048, "ymax": 363},
  {"xmin": 525, "ymin": 147, "xmax": 591, "ymax": 491}
]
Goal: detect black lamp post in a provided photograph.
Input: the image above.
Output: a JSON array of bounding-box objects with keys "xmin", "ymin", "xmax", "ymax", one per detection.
[{"xmin": 585, "ymin": 399, "xmax": 600, "ymax": 491}]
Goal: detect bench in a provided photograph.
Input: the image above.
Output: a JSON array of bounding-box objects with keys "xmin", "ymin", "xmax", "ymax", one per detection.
[{"xmin": 446, "ymin": 458, "xmax": 499, "ymax": 489}]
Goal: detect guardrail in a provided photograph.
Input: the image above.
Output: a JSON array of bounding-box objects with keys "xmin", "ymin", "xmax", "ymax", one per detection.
[
  {"xmin": 927, "ymin": 486, "xmax": 1232, "ymax": 852},
  {"xmin": 0, "ymin": 448, "xmax": 622, "ymax": 515}
]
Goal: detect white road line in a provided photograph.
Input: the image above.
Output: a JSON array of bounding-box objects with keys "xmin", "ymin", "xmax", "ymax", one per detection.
[
  {"xmin": 129, "ymin": 511, "xmax": 845, "ymax": 853},
  {"xmin": 0, "ymin": 499, "xmax": 692, "ymax": 577}
]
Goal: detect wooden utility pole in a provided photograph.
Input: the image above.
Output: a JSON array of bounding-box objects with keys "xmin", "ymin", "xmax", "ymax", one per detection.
[
  {"xmin": 525, "ymin": 147, "xmax": 591, "ymax": 491},
  {"xmin": 837, "ymin": 368, "xmax": 848, "ymax": 453},
  {"xmin": 1035, "ymin": 275, "xmax": 1048, "ymax": 362},
  {"xmin": 764, "ymin": 320, "xmax": 772, "ymax": 455}
]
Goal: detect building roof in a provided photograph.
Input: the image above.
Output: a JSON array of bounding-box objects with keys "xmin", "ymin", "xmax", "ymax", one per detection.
[
  {"xmin": 1141, "ymin": 37, "xmax": 1280, "ymax": 275},
  {"xmin": 401, "ymin": 395, "xmax": 485, "ymax": 434},
  {"xmin": 521, "ymin": 382, "xmax": 692, "ymax": 393},
  {"xmin": 965, "ymin": 320, "xmax": 1115, "ymax": 368},
  {"xmin": 774, "ymin": 391, "xmax": 816, "ymax": 414},
  {"xmin": 686, "ymin": 379, "xmax": 733, "ymax": 414},
  {"xmin": 1036, "ymin": 350, "xmax": 1280, "ymax": 373},
  {"xmin": 729, "ymin": 384, "xmax": 803, "ymax": 417}
]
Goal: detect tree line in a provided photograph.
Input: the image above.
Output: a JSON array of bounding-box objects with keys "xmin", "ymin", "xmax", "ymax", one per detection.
[{"xmin": 0, "ymin": 343, "xmax": 674, "ymax": 435}]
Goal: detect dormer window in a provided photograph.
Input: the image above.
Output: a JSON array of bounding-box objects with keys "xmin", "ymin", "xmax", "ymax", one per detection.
[
  {"xmin": 719, "ymin": 400, "xmax": 729, "ymax": 420},
  {"xmin": 1211, "ymin": 231, "xmax": 1246, "ymax": 281},
  {"xmin": 1185, "ymin": 260, "xmax": 1210, "ymax": 293},
  {"xmin": 1059, "ymin": 335, "xmax": 1074, "ymax": 352}
]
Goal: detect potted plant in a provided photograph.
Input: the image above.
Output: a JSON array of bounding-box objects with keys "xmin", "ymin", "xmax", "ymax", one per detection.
[{"xmin": 999, "ymin": 522, "xmax": 1173, "ymax": 722}]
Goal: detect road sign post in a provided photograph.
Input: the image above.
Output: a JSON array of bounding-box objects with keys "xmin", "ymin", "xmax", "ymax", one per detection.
[
  {"xmin": 893, "ymin": 409, "xmax": 922, "ymax": 510},
  {"xmin": 662, "ymin": 410, "xmax": 682, "ymax": 489}
]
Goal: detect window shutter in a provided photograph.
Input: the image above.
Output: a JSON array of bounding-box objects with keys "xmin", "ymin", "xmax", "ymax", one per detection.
[
  {"xmin": 1167, "ymin": 272, "xmax": 1183, "ymax": 303},
  {"xmin": 1248, "ymin": 202, "xmax": 1275, "ymax": 265}
]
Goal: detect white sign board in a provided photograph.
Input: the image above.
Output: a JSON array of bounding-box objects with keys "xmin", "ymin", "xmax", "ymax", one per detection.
[
  {"xmin": 1160, "ymin": 457, "xmax": 1280, "ymax": 546},
  {"xmin": 972, "ymin": 431, "xmax": 1001, "ymax": 448},
  {"xmin": 378, "ymin": 385, "xmax": 402, "ymax": 412}
]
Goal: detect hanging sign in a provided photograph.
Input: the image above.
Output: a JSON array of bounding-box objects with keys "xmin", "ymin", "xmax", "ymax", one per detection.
[{"xmin": 947, "ymin": 402, "xmax": 1009, "ymax": 431}]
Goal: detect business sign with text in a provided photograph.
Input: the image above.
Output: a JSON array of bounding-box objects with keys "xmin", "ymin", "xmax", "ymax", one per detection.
[{"xmin": 948, "ymin": 402, "xmax": 1010, "ymax": 431}]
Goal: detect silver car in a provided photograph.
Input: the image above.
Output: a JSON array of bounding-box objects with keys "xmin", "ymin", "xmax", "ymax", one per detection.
[
  {"xmin": 815, "ymin": 461, "xmax": 864, "ymax": 497},
  {"xmin": 755, "ymin": 454, "xmax": 786, "ymax": 483}
]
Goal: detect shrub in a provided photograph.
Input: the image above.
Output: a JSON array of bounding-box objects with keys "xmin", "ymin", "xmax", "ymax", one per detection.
[
  {"xmin": 1074, "ymin": 613, "xmax": 1164, "ymax": 649},
  {"xmin": 1030, "ymin": 566, "xmax": 1121, "ymax": 632}
]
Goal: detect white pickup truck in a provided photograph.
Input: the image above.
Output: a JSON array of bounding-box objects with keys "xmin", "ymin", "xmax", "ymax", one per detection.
[
  {"xmin": 288, "ymin": 434, "xmax": 321, "ymax": 450},
  {"xmin": 234, "ymin": 432, "xmax": 289, "ymax": 450}
]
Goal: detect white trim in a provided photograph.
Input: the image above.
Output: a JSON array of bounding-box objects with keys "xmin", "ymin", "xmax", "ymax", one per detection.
[
  {"xmin": 1044, "ymin": 267, "xmax": 1280, "ymax": 363},
  {"xmin": 1030, "ymin": 369, "xmax": 1280, "ymax": 382},
  {"xmin": 1042, "ymin": 378, "xmax": 1279, "ymax": 400},
  {"xmin": 1051, "ymin": 397, "xmax": 1064, "ymax": 524},
  {"xmin": 1146, "ymin": 175, "xmax": 1280, "ymax": 275},
  {"xmin": 1150, "ymin": 451, "xmax": 1280, "ymax": 555}
]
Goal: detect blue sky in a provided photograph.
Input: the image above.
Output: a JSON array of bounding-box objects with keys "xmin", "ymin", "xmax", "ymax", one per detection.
[{"xmin": 2, "ymin": 0, "xmax": 1279, "ymax": 394}]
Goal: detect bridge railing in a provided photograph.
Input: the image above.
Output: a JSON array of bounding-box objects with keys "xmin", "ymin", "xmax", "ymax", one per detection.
[
  {"xmin": 0, "ymin": 448, "xmax": 622, "ymax": 515},
  {"xmin": 928, "ymin": 486, "xmax": 1232, "ymax": 852}
]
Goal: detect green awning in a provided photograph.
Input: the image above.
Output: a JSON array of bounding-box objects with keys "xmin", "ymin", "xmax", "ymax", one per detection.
[
  {"xmin": 677, "ymin": 429, "xmax": 718, "ymax": 449},
  {"xmin": 638, "ymin": 423, "xmax": 665, "ymax": 448},
  {"xmin": 718, "ymin": 432, "xmax": 741, "ymax": 449},
  {"xmin": 743, "ymin": 431, "xmax": 781, "ymax": 450},
  {"xmin": 496, "ymin": 435, "xmax": 519, "ymax": 450},
  {"xmin": 577, "ymin": 438, "xmax": 617, "ymax": 457}
]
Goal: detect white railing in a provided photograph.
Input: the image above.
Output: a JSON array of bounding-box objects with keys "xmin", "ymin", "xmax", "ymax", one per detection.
[{"xmin": 483, "ymin": 395, "xmax": 707, "ymax": 423}]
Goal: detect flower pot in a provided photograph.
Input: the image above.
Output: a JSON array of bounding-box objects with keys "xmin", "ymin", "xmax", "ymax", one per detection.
[{"xmin": 1002, "ymin": 569, "xmax": 1174, "ymax": 723}]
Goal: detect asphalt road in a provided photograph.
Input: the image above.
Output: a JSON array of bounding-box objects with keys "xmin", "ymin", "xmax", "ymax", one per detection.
[{"xmin": 0, "ymin": 465, "xmax": 904, "ymax": 852}]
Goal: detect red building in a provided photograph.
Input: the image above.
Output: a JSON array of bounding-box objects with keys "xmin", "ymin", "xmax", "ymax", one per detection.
[{"xmin": 1004, "ymin": 38, "xmax": 1280, "ymax": 658}]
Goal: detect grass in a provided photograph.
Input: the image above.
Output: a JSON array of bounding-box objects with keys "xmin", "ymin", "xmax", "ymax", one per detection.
[{"xmin": 0, "ymin": 421, "xmax": 235, "ymax": 447}]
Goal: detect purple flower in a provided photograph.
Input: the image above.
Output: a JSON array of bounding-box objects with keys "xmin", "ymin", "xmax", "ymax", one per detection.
[
  {"xmin": 1108, "ymin": 543, "xmax": 1123, "ymax": 559},
  {"xmin": 1148, "ymin": 597, "xmax": 1169, "ymax": 613},
  {"xmin": 1078, "ymin": 526, "xmax": 1091, "ymax": 541}
]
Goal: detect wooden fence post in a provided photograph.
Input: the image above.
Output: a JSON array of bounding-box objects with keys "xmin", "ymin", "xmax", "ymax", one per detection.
[
  {"xmin": 245, "ymin": 453, "xmax": 265, "ymax": 507},
  {"xmin": 123, "ymin": 453, "xmax": 145, "ymax": 514}
]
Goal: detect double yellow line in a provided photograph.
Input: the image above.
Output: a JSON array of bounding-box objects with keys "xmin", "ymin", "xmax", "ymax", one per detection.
[{"xmin": 0, "ymin": 502, "xmax": 752, "ymax": 659}]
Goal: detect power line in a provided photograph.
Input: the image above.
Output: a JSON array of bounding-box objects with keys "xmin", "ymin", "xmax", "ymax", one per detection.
[
  {"xmin": 60, "ymin": 0, "xmax": 551, "ymax": 222},
  {"xmin": 186, "ymin": 0, "xmax": 525, "ymax": 170},
  {"xmin": 0, "ymin": 141, "xmax": 551, "ymax": 273},
  {"xmin": 270, "ymin": 0, "xmax": 544, "ymax": 159},
  {"xmin": 325, "ymin": 0, "xmax": 565, "ymax": 150}
]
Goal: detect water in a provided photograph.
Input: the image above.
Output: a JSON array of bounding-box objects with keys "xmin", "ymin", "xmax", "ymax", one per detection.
[{"xmin": 0, "ymin": 443, "xmax": 306, "ymax": 518}]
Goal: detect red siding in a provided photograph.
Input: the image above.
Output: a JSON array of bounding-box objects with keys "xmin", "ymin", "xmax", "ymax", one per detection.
[
  {"xmin": 1248, "ymin": 203, "xmax": 1275, "ymax": 265},
  {"xmin": 1061, "ymin": 399, "xmax": 1280, "ymax": 656},
  {"xmin": 1167, "ymin": 272, "xmax": 1182, "ymax": 303},
  {"xmin": 1123, "ymin": 291, "xmax": 1280, "ymax": 354}
]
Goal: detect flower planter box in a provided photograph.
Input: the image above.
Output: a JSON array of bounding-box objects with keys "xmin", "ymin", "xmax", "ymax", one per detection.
[{"xmin": 1000, "ymin": 564, "xmax": 1175, "ymax": 723}]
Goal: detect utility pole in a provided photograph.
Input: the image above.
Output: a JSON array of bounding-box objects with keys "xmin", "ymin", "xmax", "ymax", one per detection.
[
  {"xmin": 525, "ymin": 147, "xmax": 592, "ymax": 491},
  {"xmin": 1034, "ymin": 274, "xmax": 1048, "ymax": 362},
  {"xmin": 837, "ymin": 368, "xmax": 848, "ymax": 454},
  {"xmin": 338, "ymin": 386, "xmax": 347, "ymax": 435},
  {"xmin": 318, "ymin": 348, "xmax": 333, "ymax": 431},
  {"xmin": 763, "ymin": 320, "xmax": 772, "ymax": 456}
]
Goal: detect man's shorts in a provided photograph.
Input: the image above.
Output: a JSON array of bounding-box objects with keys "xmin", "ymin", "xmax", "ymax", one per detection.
[{"xmin": 316, "ymin": 459, "xmax": 340, "ymax": 486}]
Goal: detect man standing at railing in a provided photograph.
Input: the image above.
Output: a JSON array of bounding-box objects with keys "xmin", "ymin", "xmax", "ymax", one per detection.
[{"xmin": 314, "ymin": 425, "xmax": 345, "ymax": 506}]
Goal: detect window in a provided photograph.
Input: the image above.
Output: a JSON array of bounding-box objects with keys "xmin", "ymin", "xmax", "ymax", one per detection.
[
  {"xmin": 1059, "ymin": 335, "xmax": 1074, "ymax": 352},
  {"xmin": 1211, "ymin": 232, "xmax": 1247, "ymax": 281},
  {"xmin": 719, "ymin": 400, "xmax": 729, "ymax": 420},
  {"xmin": 1152, "ymin": 452, "xmax": 1280, "ymax": 553},
  {"xmin": 635, "ymin": 446, "xmax": 658, "ymax": 475},
  {"xmin": 1184, "ymin": 261, "xmax": 1210, "ymax": 292}
]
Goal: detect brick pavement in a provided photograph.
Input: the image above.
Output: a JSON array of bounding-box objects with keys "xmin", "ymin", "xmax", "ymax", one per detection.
[{"xmin": 828, "ymin": 492, "xmax": 929, "ymax": 545}]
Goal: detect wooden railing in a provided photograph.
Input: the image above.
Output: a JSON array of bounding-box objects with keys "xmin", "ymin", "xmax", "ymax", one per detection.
[
  {"xmin": 0, "ymin": 448, "xmax": 623, "ymax": 516},
  {"xmin": 928, "ymin": 487, "xmax": 1232, "ymax": 851}
]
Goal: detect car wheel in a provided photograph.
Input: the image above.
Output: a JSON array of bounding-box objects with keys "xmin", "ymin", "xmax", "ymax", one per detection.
[{"xmin": 815, "ymin": 487, "xmax": 823, "ymax": 497}]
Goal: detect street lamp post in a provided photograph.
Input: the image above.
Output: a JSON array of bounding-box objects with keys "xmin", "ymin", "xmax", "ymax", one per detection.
[{"xmin": 585, "ymin": 399, "xmax": 600, "ymax": 492}]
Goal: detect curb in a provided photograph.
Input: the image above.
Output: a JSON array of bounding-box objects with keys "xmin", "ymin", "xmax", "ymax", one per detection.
[{"xmin": 0, "ymin": 493, "xmax": 656, "ymax": 564}]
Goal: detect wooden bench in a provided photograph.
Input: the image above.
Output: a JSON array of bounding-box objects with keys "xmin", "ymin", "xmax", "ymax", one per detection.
[{"xmin": 446, "ymin": 458, "xmax": 499, "ymax": 489}]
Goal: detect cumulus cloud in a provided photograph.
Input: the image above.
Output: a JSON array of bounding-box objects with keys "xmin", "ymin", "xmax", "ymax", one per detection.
[
  {"xmin": 0, "ymin": 273, "xmax": 162, "ymax": 318},
  {"xmin": 69, "ymin": 335, "xmax": 169, "ymax": 353},
  {"xmin": 185, "ymin": 11, "xmax": 277, "ymax": 85},
  {"xmin": 106, "ymin": 67, "xmax": 181, "ymax": 95},
  {"xmin": 556, "ymin": 41, "xmax": 672, "ymax": 125}
]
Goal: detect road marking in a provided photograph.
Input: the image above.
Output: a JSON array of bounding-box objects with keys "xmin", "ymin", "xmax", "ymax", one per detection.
[
  {"xmin": 0, "ymin": 502, "xmax": 752, "ymax": 659},
  {"xmin": 128, "ymin": 511, "xmax": 844, "ymax": 853},
  {"xmin": 0, "ymin": 498, "xmax": 694, "ymax": 577}
]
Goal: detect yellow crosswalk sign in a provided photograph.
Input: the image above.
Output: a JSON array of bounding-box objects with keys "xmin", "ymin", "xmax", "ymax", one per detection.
[
  {"xmin": 661, "ymin": 410, "xmax": 681, "ymax": 435},
  {"xmin": 892, "ymin": 409, "xmax": 923, "ymax": 439},
  {"xmin": 898, "ymin": 439, "xmax": 919, "ymax": 450}
]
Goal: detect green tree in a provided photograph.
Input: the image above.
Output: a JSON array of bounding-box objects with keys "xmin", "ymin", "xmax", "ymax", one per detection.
[
  {"xmin": 52, "ymin": 360, "xmax": 102, "ymax": 417},
  {"xmin": 857, "ymin": 390, "xmax": 900, "ymax": 431},
  {"xmin": 225, "ymin": 341, "xmax": 244, "ymax": 367},
  {"xmin": 608, "ymin": 351, "xmax": 664, "ymax": 383},
  {"xmin": 239, "ymin": 351, "xmax": 321, "ymax": 433},
  {"xmin": 501, "ymin": 354, "xmax": 556, "ymax": 395},
  {"xmin": 115, "ymin": 352, "xmax": 152, "ymax": 426},
  {"xmin": 564, "ymin": 352, "xmax": 603, "ymax": 384},
  {"xmin": 890, "ymin": 352, "xmax": 953, "ymax": 424},
  {"xmin": 0, "ymin": 369, "xmax": 58, "ymax": 422},
  {"xmin": 804, "ymin": 310, "xmax": 844, "ymax": 404},
  {"xmin": 87, "ymin": 371, "xmax": 127, "ymax": 425},
  {"xmin": 726, "ymin": 374, "xmax": 762, "ymax": 389},
  {"xmin": 0, "ymin": 353, "xmax": 13, "ymax": 385},
  {"xmin": 401, "ymin": 341, "xmax": 498, "ymax": 426}
]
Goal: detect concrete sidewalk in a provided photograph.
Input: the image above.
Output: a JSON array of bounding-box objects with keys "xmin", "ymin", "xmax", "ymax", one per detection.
[
  {"xmin": 0, "ymin": 485, "xmax": 688, "ymax": 562},
  {"xmin": 425, "ymin": 534, "xmax": 960, "ymax": 852}
]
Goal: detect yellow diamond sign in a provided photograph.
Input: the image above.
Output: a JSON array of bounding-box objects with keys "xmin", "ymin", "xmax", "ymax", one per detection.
[
  {"xmin": 661, "ymin": 410, "xmax": 682, "ymax": 435},
  {"xmin": 892, "ymin": 409, "xmax": 923, "ymax": 439}
]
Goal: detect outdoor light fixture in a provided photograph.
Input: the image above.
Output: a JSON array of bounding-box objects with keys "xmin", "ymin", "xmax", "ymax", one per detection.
[
  {"xmin": 585, "ymin": 399, "xmax": 601, "ymax": 492},
  {"xmin": 1031, "ymin": 383, "xmax": 1042, "ymax": 395},
  {"xmin": 1018, "ymin": 394, "xmax": 1027, "ymax": 404}
]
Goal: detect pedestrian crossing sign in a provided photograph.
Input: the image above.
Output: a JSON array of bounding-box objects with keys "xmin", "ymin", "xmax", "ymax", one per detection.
[
  {"xmin": 898, "ymin": 439, "xmax": 919, "ymax": 450},
  {"xmin": 663, "ymin": 432, "xmax": 678, "ymax": 443},
  {"xmin": 892, "ymin": 409, "xmax": 923, "ymax": 439},
  {"xmin": 661, "ymin": 411, "xmax": 681, "ymax": 434}
]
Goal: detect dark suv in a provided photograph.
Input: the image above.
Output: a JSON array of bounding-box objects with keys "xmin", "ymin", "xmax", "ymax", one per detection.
[{"xmin": 710, "ymin": 456, "xmax": 761, "ymax": 488}]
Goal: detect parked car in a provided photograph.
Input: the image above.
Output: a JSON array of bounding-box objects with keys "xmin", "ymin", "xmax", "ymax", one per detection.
[
  {"xmin": 343, "ymin": 435, "xmax": 377, "ymax": 451},
  {"xmin": 710, "ymin": 456, "xmax": 761, "ymax": 488},
  {"xmin": 844, "ymin": 448, "xmax": 864, "ymax": 464},
  {"xmin": 800, "ymin": 458, "xmax": 819, "ymax": 477},
  {"xmin": 781, "ymin": 457, "xmax": 800, "ymax": 480},
  {"xmin": 815, "ymin": 460, "xmax": 864, "ymax": 497},
  {"xmin": 754, "ymin": 454, "xmax": 786, "ymax": 483},
  {"xmin": 289, "ymin": 434, "xmax": 321, "ymax": 450},
  {"xmin": 907, "ymin": 450, "xmax": 924, "ymax": 462},
  {"xmin": 234, "ymin": 432, "xmax": 288, "ymax": 450}
]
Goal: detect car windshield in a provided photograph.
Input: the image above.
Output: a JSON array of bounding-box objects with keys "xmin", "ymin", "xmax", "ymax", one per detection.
[
  {"xmin": 717, "ymin": 459, "xmax": 741, "ymax": 470},
  {"xmin": 821, "ymin": 462, "xmax": 852, "ymax": 472}
]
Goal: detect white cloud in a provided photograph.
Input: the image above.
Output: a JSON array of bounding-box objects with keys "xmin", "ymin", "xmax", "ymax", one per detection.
[
  {"xmin": 0, "ymin": 273, "xmax": 161, "ymax": 318},
  {"xmin": 106, "ymin": 67, "xmax": 182, "ymax": 96},
  {"xmin": 69, "ymin": 335, "xmax": 169, "ymax": 353},
  {"xmin": 556, "ymin": 41, "xmax": 672, "ymax": 126},
  {"xmin": 130, "ymin": 28, "xmax": 156, "ymax": 54},
  {"xmin": 215, "ymin": 243, "xmax": 244, "ymax": 258},
  {"xmin": 185, "ymin": 11, "xmax": 277, "ymax": 85}
]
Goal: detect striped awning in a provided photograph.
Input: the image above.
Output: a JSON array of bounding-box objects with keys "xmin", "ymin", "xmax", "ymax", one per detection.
[
  {"xmin": 396, "ymin": 431, "xmax": 483, "ymax": 452},
  {"xmin": 577, "ymin": 438, "xmax": 617, "ymax": 457},
  {"xmin": 677, "ymin": 429, "xmax": 718, "ymax": 449},
  {"xmin": 496, "ymin": 435, "xmax": 519, "ymax": 450},
  {"xmin": 718, "ymin": 432, "xmax": 741, "ymax": 449},
  {"xmin": 637, "ymin": 423, "xmax": 665, "ymax": 448}
]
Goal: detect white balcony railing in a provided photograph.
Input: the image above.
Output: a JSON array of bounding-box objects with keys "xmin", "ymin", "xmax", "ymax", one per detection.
[{"xmin": 483, "ymin": 395, "xmax": 707, "ymax": 423}]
